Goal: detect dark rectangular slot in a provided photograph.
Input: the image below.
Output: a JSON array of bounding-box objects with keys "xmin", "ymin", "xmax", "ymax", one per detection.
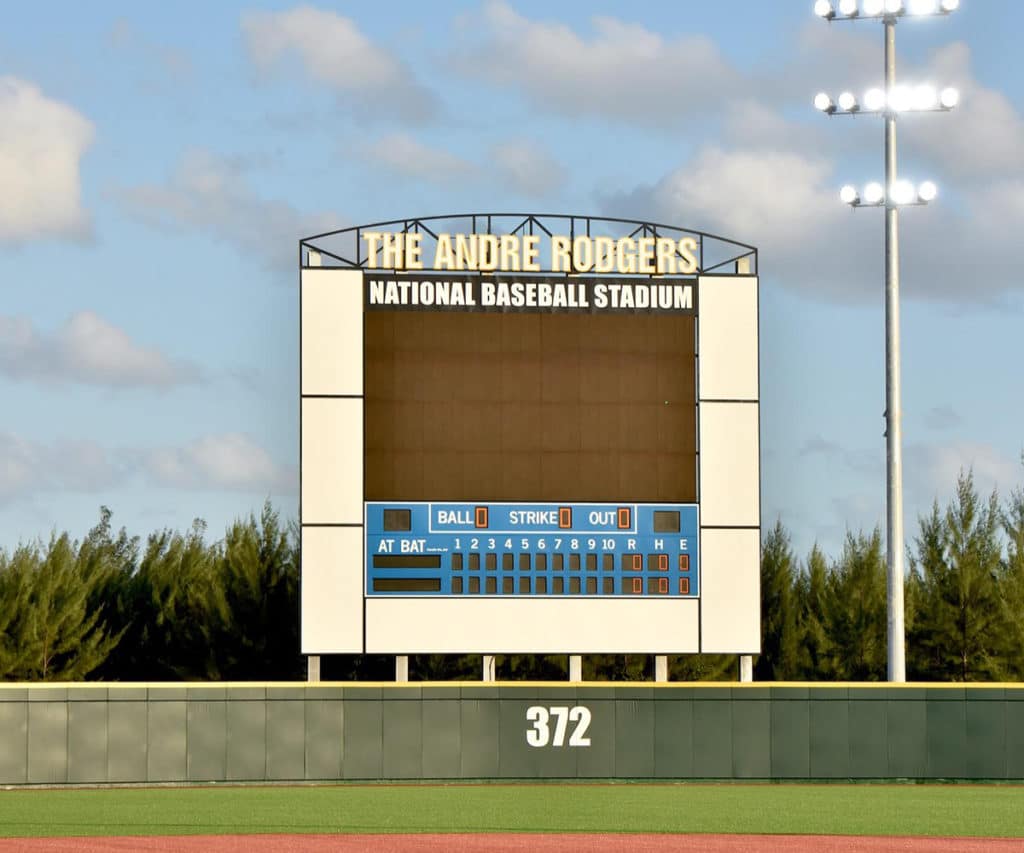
[
  {"xmin": 552, "ymin": 554, "xmax": 564, "ymax": 571},
  {"xmin": 536, "ymin": 577, "xmax": 548, "ymax": 594},
  {"xmin": 519, "ymin": 577, "xmax": 531, "ymax": 594},
  {"xmin": 586, "ymin": 554, "xmax": 597, "ymax": 571},
  {"xmin": 552, "ymin": 577, "xmax": 564, "ymax": 594},
  {"xmin": 653, "ymin": 510, "xmax": 681, "ymax": 533},
  {"xmin": 383, "ymin": 509, "xmax": 412, "ymax": 531},
  {"xmin": 452, "ymin": 553, "xmax": 463, "ymax": 570},
  {"xmin": 519, "ymin": 553, "xmax": 531, "ymax": 571},
  {"xmin": 469, "ymin": 553, "xmax": 480, "ymax": 571},
  {"xmin": 569, "ymin": 577, "xmax": 581, "ymax": 594},
  {"xmin": 469, "ymin": 576, "xmax": 480, "ymax": 594},
  {"xmin": 485, "ymin": 577, "xmax": 497, "ymax": 594},
  {"xmin": 569, "ymin": 554, "xmax": 581, "ymax": 571},
  {"xmin": 502, "ymin": 577, "xmax": 514, "ymax": 594},
  {"xmin": 372, "ymin": 577, "xmax": 441, "ymax": 592},
  {"xmin": 373, "ymin": 555, "xmax": 442, "ymax": 569},
  {"xmin": 452, "ymin": 577, "xmax": 463, "ymax": 594},
  {"xmin": 602, "ymin": 554, "xmax": 614, "ymax": 572},
  {"xmin": 486, "ymin": 553, "xmax": 497, "ymax": 571},
  {"xmin": 535, "ymin": 553, "xmax": 547, "ymax": 571},
  {"xmin": 586, "ymin": 577, "xmax": 597, "ymax": 594},
  {"xmin": 502, "ymin": 553, "xmax": 514, "ymax": 570},
  {"xmin": 602, "ymin": 577, "xmax": 614, "ymax": 594}
]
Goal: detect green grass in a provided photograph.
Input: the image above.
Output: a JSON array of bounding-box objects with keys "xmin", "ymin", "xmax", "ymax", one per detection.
[{"xmin": 2, "ymin": 784, "xmax": 1024, "ymax": 838}]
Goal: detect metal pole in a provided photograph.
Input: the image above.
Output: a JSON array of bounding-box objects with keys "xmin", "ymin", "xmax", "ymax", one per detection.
[{"xmin": 884, "ymin": 18, "xmax": 906, "ymax": 682}]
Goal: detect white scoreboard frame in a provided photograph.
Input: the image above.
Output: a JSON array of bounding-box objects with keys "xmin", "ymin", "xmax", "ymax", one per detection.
[{"xmin": 299, "ymin": 264, "xmax": 760, "ymax": 655}]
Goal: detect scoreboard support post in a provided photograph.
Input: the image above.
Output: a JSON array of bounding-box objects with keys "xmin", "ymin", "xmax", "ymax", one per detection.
[
  {"xmin": 307, "ymin": 655, "xmax": 320, "ymax": 683},
  {"xmin": 569, "ymin": 655, "xmax": 582, "ymax": 682},
  {"xmin": 655, "ymin": 655, "xmax": 668, "ymax": 682},
  {"xmin": 395, "ymin": 655, "xmax": 409, "ymax": 682},
  {"xmin": 483, "ymin": 655, "xmax": 496, "ymax": 682},
  {"xmin": 739, "ymin": 655, "xmax": 753, "ymax": 682}
]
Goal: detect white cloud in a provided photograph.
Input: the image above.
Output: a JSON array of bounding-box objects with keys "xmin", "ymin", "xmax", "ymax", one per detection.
[
  {"xmin": 449, "ymin": 1, "xmax": 740, "ymax": 123},
  {"xmin": 114, "ymin": 149, "xmax": 342, "ymax": 272},
  {"xmin": 905, "ymin": 440, "xmax": 1021, "ymax": 508},
  {"xmin": 242, "ymin": 6, "xmax": 437, "ymax": 123},
  {"xmin": 490, "ymin": 139, "xmax": 565, "ymax": 198},
  {"xmin": 0, "ymin": 431, "xmax": 296, "ymax": 506},
  {"xmin": 141, "ymin": 433, "xmax": 297, "ymax": 494},
  {"xmin": 0, "ymin": 311, "xmax": 200, "ymax": 389},
  {"xmin": 364, "ymin": 133, "xmax": 477, "ymax": 185},
  {"xmin": 0, "ymin": 433, "xmax": 125, "ymax": 504},
  {"xmin": 0, "ymin": 77, "xmax": 94, "ymax": 245}
]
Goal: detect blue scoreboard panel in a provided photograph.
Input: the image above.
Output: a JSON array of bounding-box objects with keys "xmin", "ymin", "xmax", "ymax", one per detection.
[{"xmin": 366, "ymin": 502, "xmax": 699, "ymax": 598}]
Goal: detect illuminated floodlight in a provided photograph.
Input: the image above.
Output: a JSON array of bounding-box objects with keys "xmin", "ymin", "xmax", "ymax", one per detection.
[
  {"xmin": 840, "ymin": 184, "xmax": 860, "ymax": 204},
  {"xmin": 864, "ymin": 182, "xmax": 885, "ymax": 204},
  {"xmin": 885, "ymin": 0, "xmax": 904, "ymax": 12},
  {"xmin": 940, "ymin": 0, "xmax": 959, "ymax": 10},
  {"xmin": 890, "ymin": 180, "xmax": 916, "ymax": 205},
  {"xmin": 940, "ymin": 87, "xmax": 960, "ymax": 108},
  {"xmin": 814, "ymin": 92, "xmax": 834, "ymax": 112},
  {"xmin": 889, "ymin": 85, "xmax": 913, "ymax": 112},
  {"xmin": 907, "ymin": 0, "xmax": 938, "ymax": 13},
  {"xmin": 863, "ymin": 0, "xmax": 885, "ymax": 13},
  {"xmin": 838, "ymin": 91, "xmax": 858, "ymax": 111},
  {"xmin": 839, "ymin": 0, "xmax": 858, "ymax": 15},
  {"xmin": 814, "ymin": 0, "xmax": 834, "ymax": 17},
  {"xmin": 918, "ymin": 180, "xmax": 938, "ymax": 201},
  {"xmin": 913, "ymin": 85, "xmax": 938, "ymax": 110},
  {"xmin": 864, "ymin": 88, "xmax": 887, "ymax": 111}
]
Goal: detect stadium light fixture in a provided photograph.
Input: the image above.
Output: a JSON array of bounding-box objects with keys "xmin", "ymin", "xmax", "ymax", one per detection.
[{"xmin": 814, "ymin": 0, "xmax": 958, "ymax": 684}]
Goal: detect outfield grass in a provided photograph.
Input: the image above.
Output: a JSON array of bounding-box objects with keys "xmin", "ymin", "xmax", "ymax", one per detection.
[{"xmin": 1, "ymin": 784, "xmax": 1024, "ymax": 838}]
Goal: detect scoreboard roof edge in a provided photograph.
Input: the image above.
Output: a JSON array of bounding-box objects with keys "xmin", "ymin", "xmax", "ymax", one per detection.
[{"xmin": 299, "ymin": 212, "xmax": 758, "ymax": 277}]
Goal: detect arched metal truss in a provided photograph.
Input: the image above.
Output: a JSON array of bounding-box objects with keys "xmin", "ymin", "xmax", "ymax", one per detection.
[{"xmin": 300, "ymin": 213, "xmax": 757, "ymax": 276}]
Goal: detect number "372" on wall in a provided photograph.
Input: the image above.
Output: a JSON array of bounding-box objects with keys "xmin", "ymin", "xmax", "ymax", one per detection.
[{"xmin": 525, "ymin": 705, "xmax": 592, "ymax": 747}]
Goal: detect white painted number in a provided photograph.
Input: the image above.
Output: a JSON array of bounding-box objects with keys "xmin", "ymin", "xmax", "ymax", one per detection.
[{"xmin": 525, "ymin": 705, "xmax": 592, "ymax": 748}]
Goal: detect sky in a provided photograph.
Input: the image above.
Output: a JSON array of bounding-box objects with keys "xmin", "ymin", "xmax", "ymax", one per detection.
[{"xmin": 1, "ymin": 0, "xmax": 1022, "ymax": 561}]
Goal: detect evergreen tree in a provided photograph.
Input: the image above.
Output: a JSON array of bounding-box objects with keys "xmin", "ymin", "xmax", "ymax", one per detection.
[
  {"xmin": 796, "ymin": 545, "xmax": 834, "ymax": 679},
  {"xmin": 826, "ymin": 529, "xmax": 887, "ymax": 680},
  {"xmin": 911, "ymin": 471, "xmax": 1005, "ymax": 681},
  {"xmin": 0, "ymin": 534, "xmax": 121, "ymax": 680},
  {"xmin": 755, "ymin": 521, "xmax": 800, "ymax": 680},
  {"xmin": 1001, "ymin": 474, "xmax": 1024, "ymax": 680}
]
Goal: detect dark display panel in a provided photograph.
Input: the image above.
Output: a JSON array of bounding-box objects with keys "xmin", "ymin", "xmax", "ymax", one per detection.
[{"xmin": 365, "ymin": 311, "xmax": 696, "ymax": 502}]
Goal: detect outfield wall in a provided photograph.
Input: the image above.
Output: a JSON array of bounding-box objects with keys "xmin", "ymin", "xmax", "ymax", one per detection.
[{"xmin": 1, "ymin": 683, "xmax": 1023, "ymax": 784}]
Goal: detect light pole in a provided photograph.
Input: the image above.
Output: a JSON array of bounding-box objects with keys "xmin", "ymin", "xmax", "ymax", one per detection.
[{"xmin": 813, "ymin": 0, "xmax": 959, "ymax": 682}]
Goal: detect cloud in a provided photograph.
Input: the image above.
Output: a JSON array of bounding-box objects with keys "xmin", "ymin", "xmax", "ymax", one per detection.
[
  {"xmin": 490, "ymin": 139, "xmax": 565, "ymax": 198},
  {"xmin": 141, "ymin": 433, "xmax": 297, "ymax": 494},
  {"xmin": 449, "ymin": 1, "xmax": 741, "ymax": 123},
  {"xmin": 905, "ymin": 440, "xmax": 1021, "ymax": 508},
  {"xmin": 0, "ymin": 433, "xmax": 125, "ymax": 504},
  {"xmin": 114, "ymin": 149, "xmax": 342, "ymax": 272},
  {"xmin": 241, "ymin": 6, "xmax": 437, "ymax": 123},
  {"xmin": 107, "ymin": 18, "xmax": 193, "ymax": 82},
  {"xmin": 0, "ymin": 431, "xmax": 296, "ymax": 506},
  {"xmin": 0, "ymin": 77, "xmax": 94, "ymax": 245},
  {"xmin": 0, "ymin": 311, "xmax": 201, "ymax": 389},
  {"xmin": 363, "ymin": 133, "xmax": 477, "ymax": 185}
]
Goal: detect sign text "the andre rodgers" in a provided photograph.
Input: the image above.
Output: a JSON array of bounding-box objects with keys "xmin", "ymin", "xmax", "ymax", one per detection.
[{"xmin": 362, "ymin": 231, "xmax": 699, "ymax": 275}]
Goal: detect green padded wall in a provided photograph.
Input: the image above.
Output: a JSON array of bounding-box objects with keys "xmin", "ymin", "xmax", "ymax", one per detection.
[{"xmin": 1, "ymin": 683, "xmax": 1023, "ymax": 784}]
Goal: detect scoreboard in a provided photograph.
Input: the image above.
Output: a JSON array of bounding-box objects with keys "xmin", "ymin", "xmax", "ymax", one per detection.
[
  {"xmin": 366, "ymin": 502, "xmax": 699, "ymax": 598},
  {"xmin": 299, "ymin": 214, "xmax": 760, "ymax": 656}
]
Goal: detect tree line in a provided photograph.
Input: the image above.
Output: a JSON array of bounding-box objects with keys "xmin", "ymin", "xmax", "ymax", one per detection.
[{"xmin": 1, "ymin": 469, "xmax": 1022, "ymax": 682}]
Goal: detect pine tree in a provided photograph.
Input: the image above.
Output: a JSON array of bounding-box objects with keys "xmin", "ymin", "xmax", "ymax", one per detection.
[
  {"xmin": 754, "ymin": 521, "xmax": 800, "ymax": 680},
  {"xmin": 911, "ymin": 471, "xmax": 1005, "ymax": 681},
  {"xmin": 796, "ymin": 545, "xmax": 834, "ymax": 679},
  {"xmin": 826, "ymin": 529, "xmax": 887, "ymax": 680}
]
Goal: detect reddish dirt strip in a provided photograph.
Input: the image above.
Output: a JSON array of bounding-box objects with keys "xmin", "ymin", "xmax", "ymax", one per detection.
[{"xmin": 2, "ymin": 835, "xmax": 1023, "ymax": 852}]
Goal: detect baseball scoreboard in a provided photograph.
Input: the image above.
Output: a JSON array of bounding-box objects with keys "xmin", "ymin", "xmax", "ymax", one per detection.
[{"xmin": 299, "ymin": 214, "xmax": 760, "ymax": 656}]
